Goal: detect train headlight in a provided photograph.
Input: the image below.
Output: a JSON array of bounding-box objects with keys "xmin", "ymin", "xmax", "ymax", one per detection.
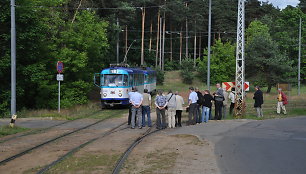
[
  {"xmin": 103, "ymin": 93, "xmax": 107, "ymax": 97},
  {"xmin": 118, "ymin": 93, "xmax": 122, "ymax": 97}
]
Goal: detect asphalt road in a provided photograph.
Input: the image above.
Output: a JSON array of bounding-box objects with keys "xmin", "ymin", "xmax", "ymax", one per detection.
[{"xmin": 215, "ymin": 116, "xmax": 306, "ymax": 174}]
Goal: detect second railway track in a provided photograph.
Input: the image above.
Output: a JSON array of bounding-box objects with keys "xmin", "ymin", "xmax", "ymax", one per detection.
[{"xmin": 0, "ymin": 112, "xmax": 123, "ymax": 166}]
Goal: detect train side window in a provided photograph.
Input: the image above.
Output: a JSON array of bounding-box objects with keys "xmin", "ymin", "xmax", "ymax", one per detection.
[
  {"xmin": 144, "ymin": 75, "xmax": 148, "ymax": 84},
  {"xmin": 123, "ymin": 75, "xmax": 128, "ymax": 86},
  {"xmin": 129, "ymin": 74, "xmax": 133, "ymax": 86}
]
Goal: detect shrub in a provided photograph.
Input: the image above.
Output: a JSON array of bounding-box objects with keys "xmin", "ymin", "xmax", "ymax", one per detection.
[
  {"xmin": 155, "ymin": 68, "xmax": 165, "ymax": 85},
  {"xmin": 180, "ymin": 58, "xmax": 194, "ymax": 84}
]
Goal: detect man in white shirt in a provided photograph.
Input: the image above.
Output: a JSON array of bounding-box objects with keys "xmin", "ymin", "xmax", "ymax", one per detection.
[
  {"xmin": 228, "ymin": 87, "xmax": 235, "ymax": 115},
  {"xmin": 130, "ymin": 87, "xmax": 143, "ymax": 129},
  {"xmin": 128, "ymin": 87, "xmax": 135, "ymax": 125},
  {"xmin": 188, "ymin": 87, "xmax": 198, "ymax": 125}
]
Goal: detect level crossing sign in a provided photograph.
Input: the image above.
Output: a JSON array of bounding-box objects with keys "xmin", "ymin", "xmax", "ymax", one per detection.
[{"xmin": 222, "ymin": 82, "xmax": 249, "ymax": 92}]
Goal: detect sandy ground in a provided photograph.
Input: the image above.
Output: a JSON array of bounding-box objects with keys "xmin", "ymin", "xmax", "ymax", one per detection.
[{"xmin": 121, "ymin": 131, "xmax": 220, "ymax": 174}]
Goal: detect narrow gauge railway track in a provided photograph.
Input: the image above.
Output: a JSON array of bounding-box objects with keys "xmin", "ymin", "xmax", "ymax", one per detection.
[
  {"xmin": 37, "ymin": 121, "xmax": 129, "ymax": 174},
  {"xmin": 0, "ymin": 120, "xmax": 70, "ymax": 144},
  {"xmin": 112, "ymin": 124, "xmax": 162, "ymax": 174},
  {"xmin": 0, "ymin": 110, "xmax": 103, "ymax": 144},
  {"xmin": 0, "ymin": 113, "xmax": 120, "ymax": 166}
]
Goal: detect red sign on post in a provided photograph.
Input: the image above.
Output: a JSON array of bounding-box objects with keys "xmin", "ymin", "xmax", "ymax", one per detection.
[
  {"xmin": 57, "ymin": 61, "xmax": 64, "ymax": 73},
  {"xmin": 222, "ymin": 82, "xmax": 250, "ymax": 92}
]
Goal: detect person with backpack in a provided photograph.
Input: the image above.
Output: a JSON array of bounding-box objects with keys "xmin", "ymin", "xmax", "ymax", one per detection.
[
  {"xmin": 213, "ymin": 83, "xmax": 224, "ymax": 120},
  {"xmin": 166, "ymin": 90, "xmax": 176, "ymax": 128}
]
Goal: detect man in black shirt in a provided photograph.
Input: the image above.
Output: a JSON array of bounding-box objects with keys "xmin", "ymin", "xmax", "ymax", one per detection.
[{"xmin": 253, "ymin": 86, "xmax": 263, "ymax": 117}]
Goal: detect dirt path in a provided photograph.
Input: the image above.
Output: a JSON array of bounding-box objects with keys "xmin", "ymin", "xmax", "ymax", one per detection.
[{"xmin": 121, "ymin": 131, "xmax": 220, "ymax": 174}]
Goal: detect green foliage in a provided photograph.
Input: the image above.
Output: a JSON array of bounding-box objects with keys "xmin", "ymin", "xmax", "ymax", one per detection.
[
  {"xmin": 246, "ymin": 20, "xmax": 270, "ymax": 43},
  {"xmin": 0, "ymin": 1, "xmax": 109, "ymax": 116},
  {"xmin": 180, "ymin": 58, "xmax": 194, "ymax": 84},
  {"xmin": 197, "ymin": 39, "xmax": 236, "ymax": 84},
  {"xmin": 0, "ymin": 125, "xmax": 29, "ymax": 137},
  {"xmin": 245, "ymin": 21, "xmax": 294, "ymax": 91},
  {"xmin": 262, "ymin": 8, "xmax": 306, "ymax": 82},
  {"xmin": 155, "ymin": 68, "xmax": 165, "ymax": 85},
  {"xmin": 164, "ymin": 60, "xmax": 180, "ymax": 71}
]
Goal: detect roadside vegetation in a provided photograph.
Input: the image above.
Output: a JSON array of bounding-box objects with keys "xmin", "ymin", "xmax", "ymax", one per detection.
[
  {"xmin": 0, "ymin": 125, "xmax": 30, "ymax": 138},
  {"xmin": 158, "ymin": 71, "xmax": 306, "ymax": 120},
  {"xmin": 0, "ymin": 102, "xmax": 127, "ymax": 138},
  {"xmin": 16, "ymin": 102, "xmax": 127, "ymax": 120}
]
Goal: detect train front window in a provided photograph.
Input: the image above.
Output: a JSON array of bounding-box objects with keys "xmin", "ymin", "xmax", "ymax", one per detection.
[{"xmin": 103, "ymin": 74, "xmax": 128, "ymax": 86}]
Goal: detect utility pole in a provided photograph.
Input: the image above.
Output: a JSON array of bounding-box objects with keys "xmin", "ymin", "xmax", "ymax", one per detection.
[
  {"xmin": 162, "ymin": 12, "xmax": 166, "ymax": 71},
  {"xmin": 10, "ymin": 0, "xmax": 17, "ymax": 127},
  {"xmin": 170, "ymin": 26, "xmax": 173, "ymax": 61},
  {"xmin": 141, "ymin": 7, "xmax": 145, "ymax": 66},
  {"xmin": 159, "ymin": 17, "xmax": 162, "ymax": 69},
  {"xmin": 180, "ymin": 27, "xmax": 183, "ymax": 65},
  {"xmin": 298, "ymin": 17, "xmax": 302, "ymax": 95},
  {"xmin": 194, "ymin": 21, "xmax": 197, "ymax": 67},
  {"xmin": 235, "ymin": 0, "xmax": 245, "ymax": 117},
  {"xmin": 116, "ymin": 18, "xmax": 119, "ymax": 64},
  {"xmin": 149, "ymin": 20, "xmax": 152, "ymax": 52},
  {"xmin": 156, "ymin": 10, "xmax": 160, "ymax": 68},
  {"xmin": 185, "ymin": 2, "xmax": 188, "ymax": 58},
  {"xmin": 207, "ymin": 0, "xmax": 212, "ymax": 91},
  {"xmin": 125, "ymin": 25, "xmax": 128, "ymax": 55},
  {"xmin": 198, "ymin": 34, "xmax": 201, "ymax": 60}
]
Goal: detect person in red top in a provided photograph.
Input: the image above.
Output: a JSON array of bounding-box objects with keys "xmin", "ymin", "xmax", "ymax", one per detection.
[{"xmin": 277, "ymin": 88, "xmax": 287, "ymax": 114}]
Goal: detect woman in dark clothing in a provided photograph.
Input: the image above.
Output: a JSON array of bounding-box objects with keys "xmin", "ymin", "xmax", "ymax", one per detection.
[
  {"xmin": 253, "ymin": 86, "xmax": 263, "ymax": 117},
  {"xmin": 201, "ymin": 90, "xmax": 214, "ymax": 123}
]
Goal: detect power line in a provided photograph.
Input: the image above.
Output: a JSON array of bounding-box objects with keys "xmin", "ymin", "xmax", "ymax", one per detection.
[{"xmin": 15, "ymin": 5, "xmax": 162, "ymax": 10}]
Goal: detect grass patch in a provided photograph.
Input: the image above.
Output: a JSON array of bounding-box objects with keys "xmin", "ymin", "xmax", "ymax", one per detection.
[
  {"xmin": 42, "ymin": 153, "xmax": 120, "ymax": 174},
  {"xmin": 16, "ymin": 102, "xmax": 128, "ymax": 120},
  {"xmin": 123, "ymin": 149, "xmax": 179, "ymax": 174},
  {"xmin": 172, "ymin": 134, "xmax": 204, "ymax": 146},
  {"xmin": 0, "ymin": 125, "xmax": 30, "ymax": 138}
]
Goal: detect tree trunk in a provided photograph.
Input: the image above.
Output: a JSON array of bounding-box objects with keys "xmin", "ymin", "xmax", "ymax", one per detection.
[{"xmin": 266, "ymin": 84, "xmax": 272, "ymax": 93}]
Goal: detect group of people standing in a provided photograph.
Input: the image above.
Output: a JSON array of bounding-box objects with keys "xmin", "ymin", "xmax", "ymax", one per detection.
[
  {"xmin": 128, "ymin": 84, "xmax": 289, "ymax": 129},
  {"xmin": 186, "ymin": 83, "xmax": 231, "ymax": 125},
  {"xmin": 253, "ymin": 87, "xmax": 288, "ymax": 117},
  {"xmin": 128, "ymin": 87, "xmax": 184, "ymax": 129}
]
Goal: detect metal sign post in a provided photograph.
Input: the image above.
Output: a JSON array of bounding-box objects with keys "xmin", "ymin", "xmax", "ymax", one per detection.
[
  {"xmin": 10, "ymin": 0, "xmax": 17, "ymax": 128},
  {"xmin": 57, "ymin": 62, "xmax": 64, "ymax": 113}
]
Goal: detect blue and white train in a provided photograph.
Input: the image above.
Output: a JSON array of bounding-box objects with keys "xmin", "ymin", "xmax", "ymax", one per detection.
[{"xmin": 94, "ymin": 65, "xmax": 156, "ymax": 108}]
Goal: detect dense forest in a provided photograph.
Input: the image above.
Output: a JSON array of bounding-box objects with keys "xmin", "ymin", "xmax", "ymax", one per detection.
[{"xmin": 0, "ymin": 0, "xmax": 305, "ymax": 116}]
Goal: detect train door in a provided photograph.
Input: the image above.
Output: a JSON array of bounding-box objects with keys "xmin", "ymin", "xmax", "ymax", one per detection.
[{"xmin": 94, "ymin": 73, "xmax": 101, "ymax": 87}]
